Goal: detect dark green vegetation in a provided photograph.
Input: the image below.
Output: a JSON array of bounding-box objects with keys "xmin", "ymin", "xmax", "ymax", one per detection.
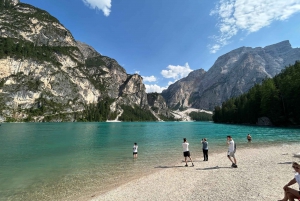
[
  {"xmin": 0, "ymin": 37, "xmax": 79, "ymax": 66},
  {"xmin": 85, "ymin": 56, "xmax": 106, "ymax": 68},
  {"xmin": 5, "ymin": 96, "xmax": 116, "ymax": 122},
  {"xmin": 213, "ymin": 61, "xmax": 300, "ymax": 126},
  {"xmin": 79, "ymin": 98, "xmax": 118, "ymax": 122},
  {"xmin": 189, "ymin": 111, "xmax": 212, "ymax": 121},
  {"xmin": 0, "ymin": 0, "xmax": 14, "ymax": 10},
  {"xmin": 119, "ymin": 105, "xmax": 157, "ymax": 121}
]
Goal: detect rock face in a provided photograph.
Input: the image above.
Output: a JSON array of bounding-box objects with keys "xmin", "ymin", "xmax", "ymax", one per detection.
[
  {"xmin": 0, "ymin": 2, "xmax": 152, "ymax": 122},
  {"xmin": 162, "ymin": 69, "xmax": 206, "ymax": 109},
  {"xmin": 257, "ymin": 117, "xmax": 273, "ymax": 126},
  {"xmin": 147, "ymin": 93, "xmax": 171, "ymax": 117},
  {"xmin": 0, "ymin": 3, "xmax": 76, "ymax": 47},
  {"xmin": 162, "ymin": 41, "xmax": 300, "ymax": 110}
]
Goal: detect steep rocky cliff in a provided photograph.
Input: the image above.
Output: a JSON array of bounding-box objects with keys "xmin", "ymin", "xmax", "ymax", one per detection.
[
  {"xmin": 162, "ymin": 40, "xmax": 300, "ymax": 110},
  {"xmin": 0, "ymin": 1, "xmax": 157, "ymax": 122},
  {"xmin": 147, "ymin": 93, "xmax": 171, "ymax": 118}
]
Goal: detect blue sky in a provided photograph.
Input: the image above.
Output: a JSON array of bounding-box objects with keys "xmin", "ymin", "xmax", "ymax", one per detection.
[{"xmin": 22, "ymin": 0, "xmax": 300, "ymax": 93}]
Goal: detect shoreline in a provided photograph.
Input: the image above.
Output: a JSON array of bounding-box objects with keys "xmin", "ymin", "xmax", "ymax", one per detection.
[{"xmin": 88, "ymin": 143, "xmax": 300, "ymax": 201}]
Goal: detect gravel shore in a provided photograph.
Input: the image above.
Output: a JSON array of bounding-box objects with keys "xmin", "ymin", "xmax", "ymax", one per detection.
[{"xmin": 91, "ymin": 143, "xmax": 300, "ymax": 201}]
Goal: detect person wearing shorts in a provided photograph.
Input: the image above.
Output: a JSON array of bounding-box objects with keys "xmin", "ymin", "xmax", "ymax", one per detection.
[
  {"xmin": 278, "ymin": 162, "xmax": 300, "ymax": 201},
  {"xmin": 227, "ymin": 136, "xmax": 237, "ymax": 168},
  {"xmin": 247, "ymin": 134, "xmax": 252, "ymax": 142},
  {"xmin": 182, "ymin": 138, "xmax": 194, "ymax": 167},
  {"xmin": 133, "ymin": 142, "xmax": 138, "ymax": 158}
]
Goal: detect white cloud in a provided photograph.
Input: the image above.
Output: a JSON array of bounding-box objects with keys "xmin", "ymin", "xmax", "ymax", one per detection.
[
  {"xmin": 161, "ymin": 63, "xmax": 193, "ymax": 79},
  {"xmin": 209, "ymin": 0, "xmax": 300, "ymax": 53},
  {"xmin": 82, "ymin": 0, "xmax": 112, "ymax": 16},
  {"xmin": 168, "ymin": 81, "xmax": 174, "ymax": 86},
  {"xmin": 145, "ymin": 84, "xmax": 167, "ymax": 93},
  {"xmin": 135, "ymin": 71, "xmax": 140, "ymax": 74},
  {"xmin": 142, "ymin": 75, "xmax": 157, "ymax": 82}
]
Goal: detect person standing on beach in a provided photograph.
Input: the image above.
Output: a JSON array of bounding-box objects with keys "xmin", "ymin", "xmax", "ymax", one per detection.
[
  {"xmin": 133, "ymin": 143, "xmax": 138, "ymax": 158},
  {"xmin": 201, "ymin": 138, "xmax": 208, "ymax": 161},
  {"xmin": 182, "ymin": 138, "xmax": 194, "ymax": 167},
  {"xmin": 279, "ymin": 162, "xmax": 300, "ymax": 201},
  {"xmin": 247, "ymin": 134, "xmax": 252, "ymax": 142},
  {"xmin": 227, "ymin": 136, "xmax": 237, "ymax": 168}
]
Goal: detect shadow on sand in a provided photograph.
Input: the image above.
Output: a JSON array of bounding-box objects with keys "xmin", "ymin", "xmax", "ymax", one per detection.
[
  {"xmin": 278, "ymin": 162, "xmax": 293, "ymax": 165},
  {"xmin": 196, "ymin": 166, "xmax": 232, "ymax": 170},
  {"xmin": 155, "ymin": 165, "xmax": 193, "ymax": 168}
]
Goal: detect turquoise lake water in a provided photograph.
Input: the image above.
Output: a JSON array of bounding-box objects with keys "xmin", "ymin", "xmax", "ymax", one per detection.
[{"xmin": 0, "ymin": 122, "xmax": 299, "ymax": 200}]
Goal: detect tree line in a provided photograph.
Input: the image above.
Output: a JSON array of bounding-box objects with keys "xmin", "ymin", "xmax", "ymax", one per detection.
[
  {"xmin": 119, "ymin": 105, "xmax": 157, "ymax": 121},
  {"xmin": 189, "ymin": 111, "xmax": 212, "ymax": 121},
  {"xmin": 212, "ymin": 61, "xmax": 300, "ymax": 126},
  {"xmin": 0, "ymin": 0, "xmax": 13, "ymax": 11},
  {"xmin": 0, "ymin": 37, "xmax": 78, "ymax": 66}
]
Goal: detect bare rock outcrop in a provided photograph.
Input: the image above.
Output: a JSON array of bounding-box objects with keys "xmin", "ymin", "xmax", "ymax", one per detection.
[
  {"xmin": 162, "ymin": 40, "xmax": 300, "ymax": 110},
  {"xmin": 0, "ymin": 2, "xmax": 153, "ymax": 122}
]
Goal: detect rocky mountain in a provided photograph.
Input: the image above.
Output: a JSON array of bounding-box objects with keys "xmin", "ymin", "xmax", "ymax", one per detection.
[
  {"xmin": 162, "ymin": 40, "xmax": 300, "ymax": 110},
  {"xmin": 147, "ymin": 93, "xmax": 172, "ymax": 119},
  {"xmin": 0, "ymin": 0, "xmax": 170, "ymax": 122}
]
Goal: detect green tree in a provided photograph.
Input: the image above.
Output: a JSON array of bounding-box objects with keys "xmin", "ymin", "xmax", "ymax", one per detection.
[{"xmin": 0, "ymin": 0, "xmax": 4, "ymax": 11}]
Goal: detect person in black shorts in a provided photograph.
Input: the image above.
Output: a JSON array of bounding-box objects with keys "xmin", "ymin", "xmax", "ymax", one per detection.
[
  {"xmin": 182, "ymin": 138, "xmax": 194, "ymax": 167},
  {"xmin": 133, "ymin": 142, "xmax": 138, "ymax": 158},
  {"xmin": 247, "ymin": 134, "xmax": 252, "ymax": 142}
]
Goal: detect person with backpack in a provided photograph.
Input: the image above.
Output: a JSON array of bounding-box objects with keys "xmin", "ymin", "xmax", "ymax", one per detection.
[{"xmin": 227, "ymin": 136, "xmax": 237, "ymax": 168}]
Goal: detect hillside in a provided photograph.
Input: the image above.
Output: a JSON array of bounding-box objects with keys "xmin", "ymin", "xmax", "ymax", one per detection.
[
  {"xmin": 0, "ymin": 0, "xmax": 171, "ymax": 122},
  {"xmin": 162, "ymin": 41, "xmax": 300, "ymax": 110}
]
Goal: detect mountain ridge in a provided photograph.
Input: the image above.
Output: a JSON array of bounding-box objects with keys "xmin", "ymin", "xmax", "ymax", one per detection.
[
  {"xmin": 1, "ymin": 0, "xmax": 300, "ymax": 122},
  {"xmin": 162, "ymin": 40, "xmax": 300, "ymax": 110},
  {"xmin": 0, "ymin": 1, "xmax": 171, "ymax": 122}
]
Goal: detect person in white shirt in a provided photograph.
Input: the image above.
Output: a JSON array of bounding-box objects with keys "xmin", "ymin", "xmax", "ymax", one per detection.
[
  {"xmin": 278, "ymin": 162, "xmax": 300, "ymax": 201},
  {"xmin": 133, "ymin": 143, "xmax": 138, "ymax": 158},
  {"xmin": 182, "ymin": 138, "xmax": 194, "ymax": 167},
  {"xmin": 227, "ymin": 136, "xmax": 237, "ymax": 168}
]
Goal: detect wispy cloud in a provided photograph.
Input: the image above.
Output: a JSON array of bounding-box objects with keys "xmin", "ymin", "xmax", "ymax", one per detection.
[
  {"xmin": 161, "ymin": 63, "xmax": 193, "ymax": 79},
  {"xmin": 142, "ymin": 75, "xmax": 157, "ymax": 82},
  {"xmin": 82, "ymin": 0, "xmax": 112, "ymax": 16},
  {"xmin": 209, "ymin": 0, "xmax": 300, "ymax": 53}
]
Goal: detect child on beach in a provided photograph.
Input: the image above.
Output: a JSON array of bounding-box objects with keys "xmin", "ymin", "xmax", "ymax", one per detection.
[
  {"xmin": 133, "ymin": 143, "xmax": 138, "ymax": 158},
  {"xmin": 201, "ymin": 138, "xmax": 208, "ymax": 161},
  {"xmin": 279, "ymin": 162, "xmax": 300, "ymax": 201},
  {"xmin": 227, "ymin": 136, "xmax": 237, "ymax": 168},
  {"xmin": 182, "ymin": 138, "xmax": 194, "ymax": 167}
]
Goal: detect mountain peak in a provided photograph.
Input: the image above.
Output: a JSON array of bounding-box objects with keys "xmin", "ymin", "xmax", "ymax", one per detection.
[
  {"xmin": 264, "ymin": 40, "xmax": 291, "ymax": 49},
  {"xmin": 163, "ymin": 40, "xmax": 300, "ymax": 110}
]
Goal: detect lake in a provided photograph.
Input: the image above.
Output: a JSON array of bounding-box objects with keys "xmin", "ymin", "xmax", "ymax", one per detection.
[{"xmin": 0, "ymin": 122, "xmax": 299, "ymax": 200}]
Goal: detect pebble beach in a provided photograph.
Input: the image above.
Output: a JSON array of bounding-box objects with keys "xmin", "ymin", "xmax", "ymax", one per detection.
[{"xmin": 90, "ymin": 143, "xmax": 300, "ymax": 201}]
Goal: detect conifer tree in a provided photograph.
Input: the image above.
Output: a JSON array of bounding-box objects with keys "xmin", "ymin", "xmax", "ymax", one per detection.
[
  {"xmin": 0, "ymin": 0, "xmax": 4, "ymax": 11},
  {"xmin": 4, "ymin": 0, "xmax": 10, "ymax": 9}
]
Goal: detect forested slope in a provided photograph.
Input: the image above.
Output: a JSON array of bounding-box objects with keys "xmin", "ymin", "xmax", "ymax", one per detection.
[{"xmin": 213, "ymin": 61, "xmax": 300, "ymax": 126}]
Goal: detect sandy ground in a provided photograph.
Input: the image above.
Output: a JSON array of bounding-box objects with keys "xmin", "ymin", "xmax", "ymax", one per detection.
[{"xmin": 90, "ymin": 143, "xmax": 300, "ymax": 201}]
